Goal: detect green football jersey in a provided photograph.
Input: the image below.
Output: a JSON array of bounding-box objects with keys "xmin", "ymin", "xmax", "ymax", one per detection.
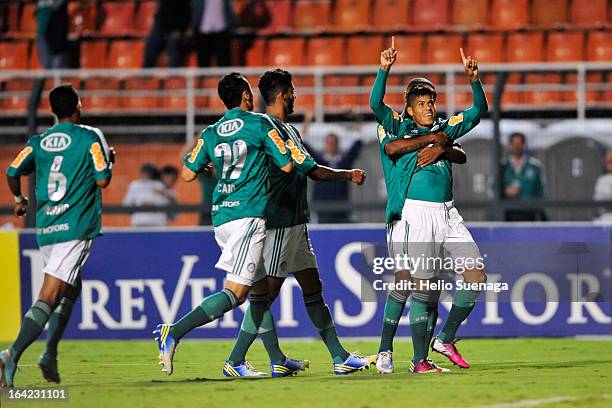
[
  {"xmin": 6, "ymin": 122, "xmax": 112, "ymax": 246},
  {"xmin": 376, "ymin": 125, "xmax": 403, "ymax": 224},
  {"xmin": 183, "ymin": 108, "xmax": 292, "ymax": 227},
  {"xmin": 264, "ymin": 114, "xmax": 318, "ymax": 229}
]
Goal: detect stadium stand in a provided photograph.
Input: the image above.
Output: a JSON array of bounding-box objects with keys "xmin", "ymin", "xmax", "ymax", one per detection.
[{"xmin": 293, "ymin": 0, "xmax": 332, "ymax": 32}]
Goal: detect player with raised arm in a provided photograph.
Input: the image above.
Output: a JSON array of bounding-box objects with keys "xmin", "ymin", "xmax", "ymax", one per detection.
[
  {"xmin": 153, "ymin": 73, "xmax": 307, "ymax": 377},
  {"xmin": 371, "ymin": 38, "xmax": 488, "ymax": 373},
  {"xmin": 1, "ymin": 85, "xmax": 114, "ymax": 387},
  {"xmin": 222, "ymin": 68, "xmax": 375, "ymax": 377}
]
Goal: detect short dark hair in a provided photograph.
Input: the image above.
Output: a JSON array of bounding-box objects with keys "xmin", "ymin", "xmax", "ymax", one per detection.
[
  {"xmin": 258, "ymin": 68, "xmax": 293, "ymax": 105},
  {"xmin": 140, "ymin": 163, "xmax": 160, "ymax": 179},
  {"xmin": 161, "ymin": 165, "xmax": 178, "ymax": 176},
  {"xmin": 217, "ymin": 72, "xmax": 250, "ymax": 109},
  {"xmin": 510, "ymin": 132, "xmax": 526, "ymax": 144},
  {"xmin": 49, "ymin": 84, "xmax": 79, "ymax": 119},
  {"xmin": 406, "ymin": 77, "xmax": 437, "ymax": 106}
]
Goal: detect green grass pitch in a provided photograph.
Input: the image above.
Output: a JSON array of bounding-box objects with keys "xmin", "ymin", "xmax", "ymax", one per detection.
[{"xmin": 1, "ymin": 338, "xmax": 611, "ymax": 408}]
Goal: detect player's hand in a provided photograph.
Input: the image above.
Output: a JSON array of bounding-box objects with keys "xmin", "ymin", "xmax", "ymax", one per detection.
[
  {"xmin": 505, "ymin": 185, "xmax": 520, "ymax": 197},
  {"xmin": 108, "ymin": 146, "xmax": 116, "ymax": 164},
  {"xmin": 380, "ymin": 36, "xmax": 398, "ymax": 71},
  {"xmin": 350, "ymin": 169, "xmax": 366, "ymax": 185},
  {"xmin": 14, "ymin": 197, "xmax": 28, "ymax": 217},
  {"xmin": 429, "ymin": 131, "xmax": 448, "ymax": 146},
  {"xmin": 417, "ymin": 145, "xmax": 445, "ymax": 168},
  {"xmin": 460, "ymin": 48, "xmax": 479, "ymax": 81}
]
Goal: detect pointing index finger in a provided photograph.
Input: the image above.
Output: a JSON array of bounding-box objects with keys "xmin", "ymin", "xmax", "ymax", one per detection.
[
  {"xmin": 391, "ymin": 35, "xmax": 395, "ymax": 50},
  {"xmin": 460, "ymin": 47, "xmax": 467, "ymax": 63}
]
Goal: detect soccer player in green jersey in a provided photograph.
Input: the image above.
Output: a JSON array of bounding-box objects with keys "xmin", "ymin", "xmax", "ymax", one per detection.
[
  {"xmin": 1, "ymin": 84, "xmax": 114, "ymax": 387},
  {"xmin": 154, "ymin": 73, "xmax": 307, "ymax": 377},
  {"xmin": 371, "ymin": 38, "xmax": 488, "ymax": 373},
  {"xmin": 223, "ymin": 69, "xmax": 376, "ymax": 376}
]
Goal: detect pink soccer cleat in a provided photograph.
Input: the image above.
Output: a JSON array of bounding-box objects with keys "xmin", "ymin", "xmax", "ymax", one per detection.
[
  {"xmin": 431, "ymin": 337, "xmax": 470, "ymax": 368},
  {"xmin": 409, "ymin": 358, "xmax": 450, "ymax": 373}
]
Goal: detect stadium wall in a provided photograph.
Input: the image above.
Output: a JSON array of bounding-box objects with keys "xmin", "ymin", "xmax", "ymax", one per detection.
[{"xmin": 4, "ymin": 224, "xmax": 611, "ymax": 341}]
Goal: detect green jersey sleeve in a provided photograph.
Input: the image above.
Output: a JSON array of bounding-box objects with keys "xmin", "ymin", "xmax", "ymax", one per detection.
[
  {"xmin": 286, "ymin": 125, "xmax": 317, "ymax": 175},
  {"xmin": 370, "ymin": 68, "xmax": 404, "ymax": 135},
  {"xmin": 443, "ymin": 79, "xmax": 488, "ymax": 141},
  {"xmin": 6, "ymin": 138, "xmax": 36, "ymax": 177},
  {"xmin": 183, "ymin": 130, "xmax": 212, "ymax": 173},
  {"xmin": 88, "ymin": 131, "xmax": 112, "ymax": 181},
  {"xmin": 262, "ymin": 125, "xmax": 292, "ymax": 169}
]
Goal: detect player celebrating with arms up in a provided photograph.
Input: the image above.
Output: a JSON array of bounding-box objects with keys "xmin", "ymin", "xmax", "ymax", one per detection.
[
  {"xmin": 223, "ymin": 69, "xmax": 375, "ymax": 377},
  {"xmin": 371, "ymin": 38, "xmax": 488, "ymax": 373},
  {"xmin": 1, "ymin": 85, "xmax": 114, "ymax": 387},
  {"xmin": 154, "ymin": 73, "xmax": 306, "ymax": 377}
]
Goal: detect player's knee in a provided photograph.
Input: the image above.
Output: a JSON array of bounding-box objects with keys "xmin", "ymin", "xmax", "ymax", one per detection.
[
  {"xmin": 463, "ymin": 268, "xmax": 487, "ymax": 284},
  {"xmin": 395, "ymin": 269, "xmax": 411, "ymax": 283}
]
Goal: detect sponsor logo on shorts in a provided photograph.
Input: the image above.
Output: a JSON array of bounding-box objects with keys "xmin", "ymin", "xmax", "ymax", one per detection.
[
  {"xmin": 41, "ymin": 133, "xmax": 72, "ymax": 152},
  {"xmin": 45, "ymin": 204, "xmax": 70, "ymax": 216},
  {"xmin": 217, "ymin": 119, "xmax": 244, "ymax": 137},
  {"xmin": 38, "ymin": 223, "xmax": 70, "ymax": 234},
  {"xmin": 247, "ymin": 263, "xmax": 256, "ymax": 273},
  {"xmin": 280, "ymin": 261, "xmax": 287, "ymax": 272}
]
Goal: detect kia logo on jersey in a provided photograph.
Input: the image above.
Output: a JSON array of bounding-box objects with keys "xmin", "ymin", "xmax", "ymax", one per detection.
[
  {"xmin": 41, "ymin": 133, "xmax": 72, "ymax": 152},
  {"xmin": 217, "ymin": 119, "xmax": 244, "ymax": 137}
]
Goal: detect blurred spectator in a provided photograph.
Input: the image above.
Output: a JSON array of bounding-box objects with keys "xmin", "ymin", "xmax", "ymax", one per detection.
[
  {"xmin": 123, "ymin": 163, "xmax": 171, "ymax": 227},
  {"xmin": 161, "ymin": 165, "xmax": 179, "ymax": 221},
  {"xmin": 305, "ymin": 133, "xmax": 363, "ymax": 223},
  {"xmin": 501, "ymin": 132, "xmax": 547, "ymax": 221},
  {"xmin": 593, "ymin": 149, "xmax": 612, "ymax": 221},
  {"xmin": 192, "ymin": 0, "xmax": 235, "ymax": 67},
  {"xmin": 142, "ymin": 0, "xmax": 190, "ymax": 68},
  {"xmin": 36, "ymin": 0, "xmax": 69, "ymax": 69}
]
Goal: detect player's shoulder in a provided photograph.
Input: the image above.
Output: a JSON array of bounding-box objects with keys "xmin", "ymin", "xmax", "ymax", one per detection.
[{"xmin": 74, "ymin": 123, "xmax": 104, "ymax": 139}]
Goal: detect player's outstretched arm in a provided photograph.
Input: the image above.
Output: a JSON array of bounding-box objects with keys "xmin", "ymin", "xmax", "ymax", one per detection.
[
  {"xmin": 384, "ymin": 132, "xmax": 448, "ymax": 157},
  {"xmin": 308, "ymin": 166, "xmax": 366, "ymax": 185},
  {"xmin": 369, "ymin": 36, "xmax": 402, "ymax": 134},
  {"xmin": 6, "ymin": 174, "xmax": 28, "ymax": 217}
]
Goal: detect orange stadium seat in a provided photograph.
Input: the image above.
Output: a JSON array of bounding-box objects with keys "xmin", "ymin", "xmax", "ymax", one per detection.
[
  {"xmin": 19, "ymin": 3, "xmax": 37, "ymax": 38},
  {"xmin": 0, "ymin": 42, "xmax": 29, "ymax": 70},
  {"xmin": 259, "ymin": 0, "xmax": 291, "ymax": 34},
  {"xmin": 82, "ymin": 78, "xmax": 121, "ymax": 112},
  {"xmin": 587, "ymin": 31, "xmax": 612, "ymax": 61},
  {"xmin": 267, "ymin": 38, "xmax": 305, "ymax": 66},
  {"xmin": 99, "ymin": 2, "xmax": 135, "ymax": 36},
  {"xmin": 242, "ymin": 38, "xmax": 266, "ymax": 66},
  {"xmin": 411, "ymin": 0, "xmax": 449, "ymax": 31},
  {"xmin": 451, "ymin": 0, "xmax": 487, "ymax": 29},
  {"xmin": 501, "ymin": 73, "xmax": 521, "ymax": 106},
  {"xmin": 333, "ymin": 0, "xmax": 371, "ymax": 32},
  {"xmin": 292, "ymin": 75, "xmax": 314, "ymax": 110},
  {"xmin": 506, "ymin": 32, "xmax": 544, "ymax": 62},
  {"xmin": 30, "ymin": 42, "xmax": 42, "ymax": 69},
  {"xmin": 546, "ymin": 31, "xmax": 584, "ymax": 62},
  {"xmin": 465, "ymin": 33, "xmax": 504, "ymax": 63},
  {"xmin": 306, "ymin": 37, "xmax": 344, "ymax": 65},
  {"xmin": 373, "ymin": 0, "xmax": 410, "ymax": 31},
  {"xmin": 2, "ymin": 78, "xmax": 33, "ymax": 111},
  {"xmin": 324, "ymin": 75, "xmax": 360, "ymax": 109},
  {"xmin": 392, "ymin": 35, "xmax": 424, "ymax": 64},
  {"xmin": 523, "ymin": 73, "xmax": 563, "ymax": 105},
  {"xmin": 347, "ymin": 35, "xmax": 384, "ymax": 65},
  {"xmin": 161, "ymin": 77, "xmax": 187, "ymax": 110},
  {"xmin": 6, "ymin": 3, "xmax": 20, "ymax": 34},
  {"xmin": 80, "ymin": 41, "xmax": 108, "ymax": 68},
  {"xmin": 68, "ymin": 1, "xmax": 98, "ymax": 35},
  {"xmin": 122, "ymin": 77, "xmax": 161, "ymax": 110},
  {"xmin": 108, "ymin": 40, "xmax": 145, "ymax": 69},
  {"xmin": 424, "ymin": 34, "xmax": 463, "ymax": 64},
  {"xmin": 293, "ymin": 0, "xmax": 331, "ymax": 32},
  {"xmin": 570, "ymin": 0, "xmax": 607, "ymax": 26},
  {"xmin": 531, "ymin": 0, "xmax": 568, "ymax": 27},
  {"xmin": 491, "ymin": 0, "xmax": 529, "ymax": 29},
  {"xmin": 201, "ymin": 77, "xmax": 227, "ymax": 111},
  {"xmin": 134, "ymin": 1, "xmax": 157, "ymax": 35}
]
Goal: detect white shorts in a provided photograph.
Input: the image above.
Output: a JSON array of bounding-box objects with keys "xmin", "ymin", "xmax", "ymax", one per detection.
[
  {"xmin": 214, "ymin": 217, "xmax": 267, "ymax": 286},
  {"xmin": 40, "ymin": 239, "xmax": 93, "ymax": 286},
  {"xmin": 401, "ymin": 199, "xmax": 483, "ymax": 279},
  {"xmin": 386, "ymin": 219, "xmax": 409, "ymax": 273},
  {"xmin": 261, "ymin": 224, "xmax": 318, "ymax": 279}
]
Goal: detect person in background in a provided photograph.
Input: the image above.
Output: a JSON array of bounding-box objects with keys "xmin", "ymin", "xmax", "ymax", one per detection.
[
  {"xmin": 36, "ymin": 0, "xmax": 69, "ymax": 69},
  {"xmin": 305, "ymin": 132, "xmax": 363, "ymax": 223},
  {"xmin": 501, "ymin": 132, "xmax": 547, "ymax": 221},
  {"xmin": 192, "ymin": 0, "xmax": 235, "ymax": 67},
  {"xmin": 161, "ymin": 165, "xmax": 179, "ymax": 222},
  {"xmin": 142, "ymin": 0, "xmax": 190, "ymax": 67},
  {"xmin": 123, "ymin": 163, "xmax": 170, "ymax": 227},
  {"xmin": 593, "ymin": 149, "xmax": 612, "ymax": 221}
]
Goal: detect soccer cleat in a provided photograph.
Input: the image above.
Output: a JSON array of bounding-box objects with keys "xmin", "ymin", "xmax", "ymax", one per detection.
[
  {"xmin": 223, "ymin": 360, "xmax": 267, "ymax": 377},
  {"xmin": 376, "ymin": 351, "xmax": 394, "ymax": 374},
  {"xmin": 270, "ymin": 357, "xmax": 309, "ymax": 377},
  {"xmin": 153, "ymin": 324, "xmax": 178, "ymax": 376},
  {"xmin": 409, "ymin": 358, "xmax": 450, "ymax": 374},
  {"xmin": 333, "ymin": 353, "xmax": 376, "ymax": 375},
  {"xmin": 431, "ymin": 337, "xmax": 470, "ymax": 368},
  {"xmin": 0, "ymin": 349, "xmax": 16, "ymax": 388},
  {"xmin": 38, "ymin": 353, "xmax": 61, "ymax": 384}
]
